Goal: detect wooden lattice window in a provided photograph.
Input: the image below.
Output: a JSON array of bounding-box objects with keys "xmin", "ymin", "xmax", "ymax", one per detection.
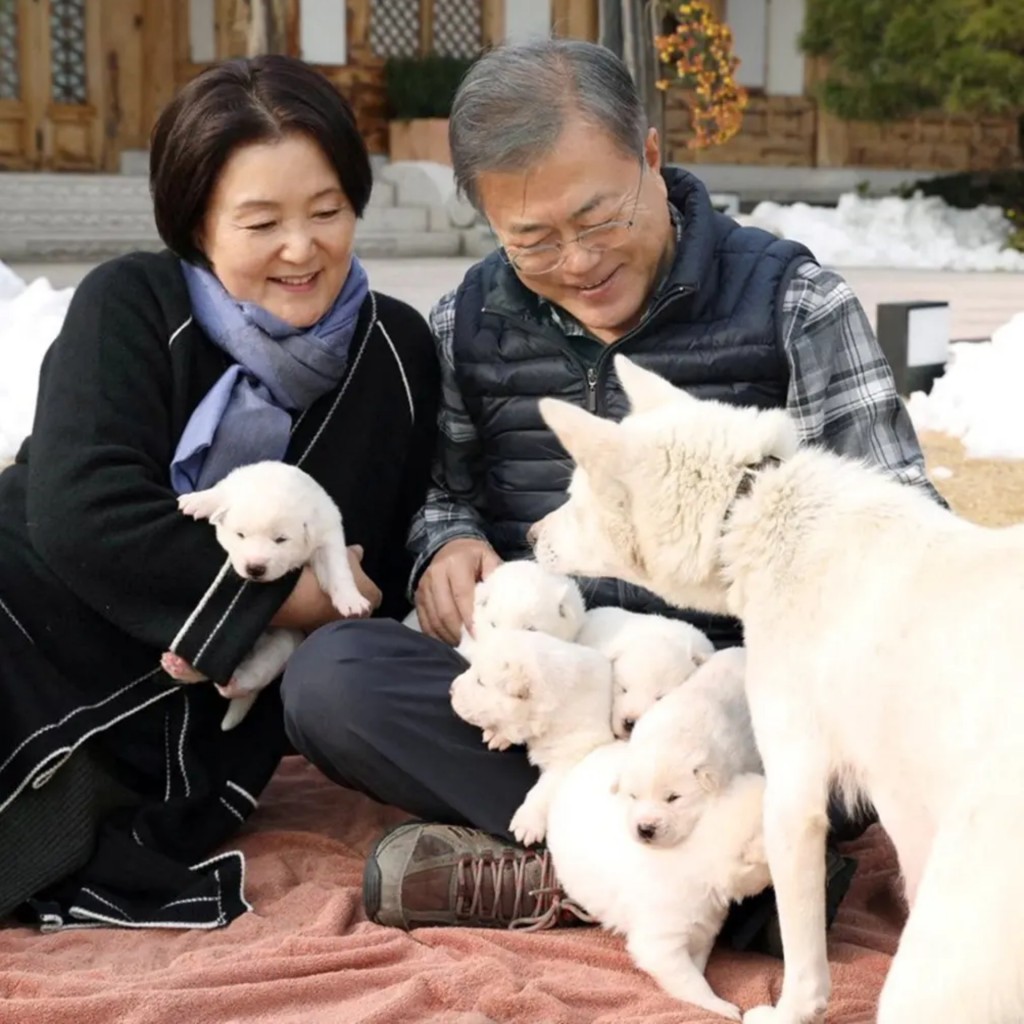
[
  {"xmin": 0, "ymin": 0, "xmax": 20, "ymax": 101},
  {"xmin": 431, "ymin": 0, "xmax": 481, "ymax": 58},
  {"xmin": 50, "ymin": 0, "xmax": 87, "ymax": 105},
  {"xmin": 371, "ymin": 0, "xmax": 484, "ymax": 58},
  {"xmin": 370, "ymin": 0, "xmax": 421, "ymax": 57}
]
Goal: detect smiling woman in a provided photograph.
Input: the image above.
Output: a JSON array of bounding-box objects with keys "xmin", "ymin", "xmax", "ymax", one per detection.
[{"xmin": 0, "ymin": 55, "xmax": 440, "ymax": 930}]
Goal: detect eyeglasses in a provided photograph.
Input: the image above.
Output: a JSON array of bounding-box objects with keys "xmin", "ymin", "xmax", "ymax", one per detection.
[{"xmin": 497, "ymin": 164, "xmax": 645, "ymax": 276}]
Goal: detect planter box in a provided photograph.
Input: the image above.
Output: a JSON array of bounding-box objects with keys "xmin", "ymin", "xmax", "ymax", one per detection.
[{"xmin": 388, "ymin": 118, "xmax": 451, "ymax": 166}]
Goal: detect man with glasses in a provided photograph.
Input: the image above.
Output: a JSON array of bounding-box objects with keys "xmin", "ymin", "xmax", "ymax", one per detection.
[{"xmin": 281, "ymin": 40, "xmax": 939, "ymax": 942}]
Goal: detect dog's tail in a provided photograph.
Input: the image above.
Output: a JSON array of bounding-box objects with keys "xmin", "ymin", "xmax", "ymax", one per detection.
[{"xmin": 876, "ymin": 781, "xmax": 1024, "ymax": 1024}]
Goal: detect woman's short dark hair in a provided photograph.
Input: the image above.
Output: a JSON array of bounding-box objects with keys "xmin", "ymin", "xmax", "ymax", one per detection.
[{"xmin": 150, "ymin": 54, "xmax": 372, "ymax": 265}]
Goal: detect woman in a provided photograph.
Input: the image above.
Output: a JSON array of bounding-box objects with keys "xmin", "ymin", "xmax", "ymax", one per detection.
[{"xmin": 0, "ymin": 54, "xmax": 439, "ymax": 928}]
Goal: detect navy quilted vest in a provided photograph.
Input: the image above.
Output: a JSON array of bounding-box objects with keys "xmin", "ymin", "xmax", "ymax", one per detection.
[{"xmin": 452, "ymin": 167, "xmax": 814, "ymax": 646}]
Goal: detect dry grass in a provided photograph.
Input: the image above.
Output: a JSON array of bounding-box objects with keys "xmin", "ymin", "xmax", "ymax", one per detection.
[{"xmin": 920, "ymin": 431, "xmax": 1024, "ymax": 527}]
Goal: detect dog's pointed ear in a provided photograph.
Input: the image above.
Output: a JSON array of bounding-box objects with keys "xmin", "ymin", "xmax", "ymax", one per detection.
[
  {"xmin": 208, "ymin": 505, "xmax": 230, "ymax": 526},
  {"xmin": 500, "ymin": 661, "xmax": 532, "ymax": 700},
  {"xmin": 694, "ymin": 764, "xmax": 719, "ymax": 793},
  {"xmin": 539, "ymin": 398, "xmax": 624, "ymax": 472},
  {"xmin": 613, "ymin": 356, "xmax": 688, "ymax": 414}
]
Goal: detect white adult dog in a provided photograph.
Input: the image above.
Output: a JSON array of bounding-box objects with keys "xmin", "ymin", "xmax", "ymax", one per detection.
[
  {"xmin": 576, "ymin": 606, "xmax": 714, "ymax": 737},
  {"xmin": 531, "ymin": 354, "xmax": 1024, "ymax": 1024},
  {"xmin": 450, "ymin": 629, "xmax": 770, "ymax": 1020},
  {"xmin": 163, "ymin": 461, "xmax": 369, "ymax": 730},
  {"xmin": 618, "ymin": 646, "xmax": 761, "ymax": 847}
]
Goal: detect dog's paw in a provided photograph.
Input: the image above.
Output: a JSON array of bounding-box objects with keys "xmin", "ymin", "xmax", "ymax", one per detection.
[
  {"xmin": 161, "ymin": 651, "xmax": 208, "ymax": 683},
  {"xmin": 703, "ymin": 998, "xmax": 741, "ymax": 1022},
  {"xmin": 482, "ymin": 728, "xmax": 512, "ymax": 752},
  {"xmin": 330, "ymin": 587, "xmax": 373, "ymax": 619},
  {"xmin": 177, "ymin": 492, "xmax": 209, "ymax": 519},
  {"xmin": 510, "ymin": 802, "xmax": 547, "ymax": 847},
  {"xmin": 220, "ymin": 694, "xmax": 257, "ymax": 731}
]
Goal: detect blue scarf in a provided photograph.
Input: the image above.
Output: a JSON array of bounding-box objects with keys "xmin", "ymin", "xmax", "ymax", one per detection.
[{"xmin": 170, "ymin": 258, "xmax": 369, "ymax": 494}]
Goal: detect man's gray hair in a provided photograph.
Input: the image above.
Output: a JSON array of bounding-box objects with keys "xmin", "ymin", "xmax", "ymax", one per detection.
[{"xmin": 449, "ymin": 39, "xmax": 648, "ymax": 209}]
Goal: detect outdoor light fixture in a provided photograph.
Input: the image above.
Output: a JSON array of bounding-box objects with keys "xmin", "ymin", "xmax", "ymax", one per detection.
[{"xmin": 876, "ymin": 301, "xmax": 951, "ymax": 396}]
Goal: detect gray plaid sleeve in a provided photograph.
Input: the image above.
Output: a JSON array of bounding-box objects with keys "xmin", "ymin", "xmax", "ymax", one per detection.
[
  {"xmin": 405, "ymin": 288, "xmax": 490, "ymax": 595},
  {"xmin": 782, "ymin": 261, "xmax": 944, "ymax": 503}
]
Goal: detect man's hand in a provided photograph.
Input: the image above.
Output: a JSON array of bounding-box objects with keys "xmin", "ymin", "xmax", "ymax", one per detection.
[{"xmin": 416, "ymin": 538, "xmax": 502, "ymax": 645}]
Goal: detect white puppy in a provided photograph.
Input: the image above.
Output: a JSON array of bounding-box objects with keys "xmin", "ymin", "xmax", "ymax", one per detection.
[
  {"xmin": 456, "ymin": 561, "xmax": 586, "ymax": 752},
  {"xmin": 164, "ymin": 461, "xmax": 369, "ymax": 730},
  {"xmin": 532, "ymin": 355, "xmax": 1024, "ymax": 1024},
  {"xmin": 450, "ymin": 628, "xmax": 613, "ymax": 845},
  {"xmin": 457, "ymin": 560, "xmax": 586, "ymax": 656},
  {"xmin": 576, "ymin": 606, "xmax": 714, "ymax": 737},
  {"xmin": 450, "ymin": 629, "xmax": 769, "ymax": 1020},
  {"xmin": 618, "ymin": 647, "xmax": 761, "ymax": 847}
]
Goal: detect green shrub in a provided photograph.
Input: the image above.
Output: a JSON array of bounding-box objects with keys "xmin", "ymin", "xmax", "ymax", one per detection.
[
  {"xmin": 800, "ymin": 0, "xmax": 1024, "ymax": 124},
  {"xmin": 899, "ymin": 170, "xmax": 1024, "ymax": 251},
  {"xmin": 383, "ymin": 55, "xmax": 476, "ymax": 120}
]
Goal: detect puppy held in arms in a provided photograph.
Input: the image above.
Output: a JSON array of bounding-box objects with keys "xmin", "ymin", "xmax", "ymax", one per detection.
[
  {"xmin": 162, "ymin": 461, "xmax": 369, "ymax": 731},
  {"xmin": 531, "ymin": 354, "xmax": 1024, "ymax": 1024},
  {"xmin": 450, "ymin": 629, "xmax": 770, "ymax": 1021}
]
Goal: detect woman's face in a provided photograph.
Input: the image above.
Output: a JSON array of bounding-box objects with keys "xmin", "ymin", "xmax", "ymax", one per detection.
[{"xmin": 199, "ymin": 133, "xmax": 357, "ymax": 328}]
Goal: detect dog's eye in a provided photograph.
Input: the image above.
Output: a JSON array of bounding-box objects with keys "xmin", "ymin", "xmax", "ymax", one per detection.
[
  {"xmin": 666, "ymin": 793, "xmax": 680, "ymax": 804},
  {"xmin": 524, "ymin": 625, "xmax": 537, "ymax": 632},
  {"xmin": 273, "ymin": 536, "xmax": 287, "ymax": 544},
  {"xmin": 236, "ymin": 531, "xmax": 245, "ymax": 539},
  {"xmin": 615, "ymin": 684, "xmax": 626, "ymax": 695}
]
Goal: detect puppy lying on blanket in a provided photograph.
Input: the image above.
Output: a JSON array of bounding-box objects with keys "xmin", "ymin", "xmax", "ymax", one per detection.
[
  {"xmin": 450, "ymin": 630, "xmax": 771, "ymax": 1021},
  {"xmin": 576, "ymin": 606, "xmax": 715, "ymax": 738},
  {"xmin": 162, "ymin": 461, "xmax": 369, "ymax": 730},
  {"xmin": 532, "ymin": 354, "xmax": 1024, "ymax": 1024},
  {"xmin": 618, "ymin": 646, "xmax": 761, "ymax": 847}
]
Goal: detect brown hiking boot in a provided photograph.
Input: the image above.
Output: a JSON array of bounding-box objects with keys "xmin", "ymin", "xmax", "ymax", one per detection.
[{"xmin": 362, "ymin": 821, "xmax": 594, "ymax": 931}]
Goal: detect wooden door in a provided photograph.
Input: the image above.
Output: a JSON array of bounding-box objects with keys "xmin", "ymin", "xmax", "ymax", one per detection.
[{"xmin": 0, "ymin": 0, "xmax": 103, "ymax": 171}]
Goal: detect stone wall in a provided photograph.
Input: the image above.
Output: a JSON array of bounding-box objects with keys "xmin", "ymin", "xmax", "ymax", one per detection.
[
  {"xmin": 665, "ymin": 93, "xmax": 816, "ymax": 167},
  {"xmin": 664, "ymin": 89, "xmax": 1022, "ymax": 172}
]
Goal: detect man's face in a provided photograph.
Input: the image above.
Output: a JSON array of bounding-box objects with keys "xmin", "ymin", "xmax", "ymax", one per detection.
[{"xmin": 475, "ymin": 119, "xmax": 674, "ymax": 343}]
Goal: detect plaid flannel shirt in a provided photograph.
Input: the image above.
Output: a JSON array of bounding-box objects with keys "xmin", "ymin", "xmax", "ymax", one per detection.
[{"xmin": 406, "ymin": 254, "xmax": 941, "ymax": 595}]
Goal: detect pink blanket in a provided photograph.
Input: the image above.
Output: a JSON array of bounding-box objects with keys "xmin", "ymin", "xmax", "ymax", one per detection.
[{"xmin": 0, "ymin": 757, "xmax": 904, "ymax": 1023}]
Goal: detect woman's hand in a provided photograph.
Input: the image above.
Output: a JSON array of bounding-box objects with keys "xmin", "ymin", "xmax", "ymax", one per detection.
[{"xmin": 271, "ymin": 545, "xmax": 381, "ymax": 632}]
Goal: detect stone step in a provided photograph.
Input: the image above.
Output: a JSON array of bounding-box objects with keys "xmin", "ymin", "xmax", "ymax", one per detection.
[
  {"xmin": 0, "ymin": 228, "xmax": 464, "ymax": 261},
  {"xmin": 0, "ymin": 171, "xmax": 398, "ymax": 210}
]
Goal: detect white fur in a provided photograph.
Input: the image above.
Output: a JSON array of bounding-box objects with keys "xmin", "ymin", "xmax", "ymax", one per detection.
[
  {"xmin": 576, "ymin": 606, "xmax": 714, "ymax": 737},
  {"xmin": 456, "ymin": 561, "xmax": 586, "ymax": 751},
  {"xmin": 451, "ymin": 629, "xmax": 770, "ymax": 1019},
  {"xmin": 533, "ymin": 355, "xmax": 1024, "ymax": 1024},
  {"xmin": 177, "ymin": 461, "xmax": 368, "ymax": 730},
  {"xmin": 449, "ymin": 629, "xmax": 612, "ymax": 844},
  {"xmin": 618, "ymin": 646, "xmax": 760, "ymax": 847}
]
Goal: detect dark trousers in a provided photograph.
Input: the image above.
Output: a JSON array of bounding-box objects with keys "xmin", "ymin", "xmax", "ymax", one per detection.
[{"xmin": 281, "ymin": 618, "xmax": 538, "ymax": 839}]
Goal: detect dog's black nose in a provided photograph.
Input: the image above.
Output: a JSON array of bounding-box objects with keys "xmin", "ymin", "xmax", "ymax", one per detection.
[
  {"xmin": 637, "ymin": 823, "xmax": 657, "ymax": 841},
  {"xmin": 246, "ymin": 563, "xmax": 266, "ymax": 579},
  {"xmin": 622, "ymin": 718, "xmax": 636, "ymax": 735}
]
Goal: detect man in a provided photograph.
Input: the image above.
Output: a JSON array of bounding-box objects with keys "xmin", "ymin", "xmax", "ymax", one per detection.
[{"xmin": 281, "ymin": 39, "xmax": 939, "ymax": 941}]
